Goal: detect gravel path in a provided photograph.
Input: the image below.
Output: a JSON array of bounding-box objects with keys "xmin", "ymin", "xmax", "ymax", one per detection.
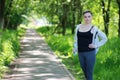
[{"xmin": 2, "ymin": 29, "xmax": 75, "ymax": 80}]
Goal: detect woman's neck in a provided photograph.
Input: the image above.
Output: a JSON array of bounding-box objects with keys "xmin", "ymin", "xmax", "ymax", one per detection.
[{"xmin": 83, "ymin": 23, "xmax": 92, "ymax": 27}]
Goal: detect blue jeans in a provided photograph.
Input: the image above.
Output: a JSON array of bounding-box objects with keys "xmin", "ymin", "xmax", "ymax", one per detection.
[{"xmin": 78, "ymin": 50, "xmax": 96, "ymax": 80}]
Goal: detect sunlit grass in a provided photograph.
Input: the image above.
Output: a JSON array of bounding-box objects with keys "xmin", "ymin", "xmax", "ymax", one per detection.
[{"xmin": 0, "ymin": 26, "xmax": 26, "ymax": 78}]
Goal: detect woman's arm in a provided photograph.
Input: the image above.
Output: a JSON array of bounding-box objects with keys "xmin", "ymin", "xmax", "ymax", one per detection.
[
  {"xmin": 95, "ymin": 29, "xmax": 108, "ymax": 48},
  {"xmin": 73, "ymin": 25, "xmax": 79, "ymax": 53},
  {"xmin": 89, "ymin": 27, "xmax": 107, "ymax": 49}
]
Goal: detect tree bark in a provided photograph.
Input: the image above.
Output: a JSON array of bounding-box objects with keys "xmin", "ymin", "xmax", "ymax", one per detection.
[
  {"xmin": 71, "ymin": 0, "xmax": 76, "ymax": 34},
  {"xmin": 0, "ymin": 0, "xmax": 5, "ymax": 29},
  {"xmin": 62, "ymin": 3, "xmax": 68, "ymax": 35},
  {"xmin": 76, "ymin": 0, "xmax": 82, "ymax": 24},
  {"xmin": 4, "ymin": 0, "xmax": 13, "ymax": 30},
  {"xmin": 101, "ymin": 0, "xmax": 111, "ymax": 36}
]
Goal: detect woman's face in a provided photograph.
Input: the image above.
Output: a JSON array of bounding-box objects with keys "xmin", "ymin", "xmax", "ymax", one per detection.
[{"xmin": 83, "ymin": 12, "xmax": 92, "ymax": 24}]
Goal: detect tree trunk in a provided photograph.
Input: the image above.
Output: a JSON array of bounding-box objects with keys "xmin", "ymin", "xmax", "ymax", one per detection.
[
  {"xmin": 61, "ymin": 2, "xmax": 68, "ymax": 35},
  {"xmin": 71, "ymin": 0, "xmax": 82, "ymax": 34},
  {"xmin": 117, "ymin": 0, "xmax": 120, "ymax": 37},
  {"xmin": 71, "ymin": 0, "xmax": 76, "ymax": 34},
  {"xmin": 76, "ymin": 0, "xmax": 82, "ymax": 24},
  {"xmin": 0, "ymin": 0, "xmax": 5, "ymax": 29},
  {"xmin": 4, "ymin": 0, "xmax": 13, "ymax": 30},
  {"xmin": 101, "ymin": 0, "xmax": 111, "ymax": 36}
]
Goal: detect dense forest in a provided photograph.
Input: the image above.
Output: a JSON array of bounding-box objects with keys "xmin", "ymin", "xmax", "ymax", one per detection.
[{"xmin": 0, "ymin": 0, "xmax": 120, "ymax": 79}]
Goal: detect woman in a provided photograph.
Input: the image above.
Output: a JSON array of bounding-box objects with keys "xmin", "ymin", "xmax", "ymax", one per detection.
[{"xmin": 73, "ymin": 10, "xmax": 107, "ymax": 80}]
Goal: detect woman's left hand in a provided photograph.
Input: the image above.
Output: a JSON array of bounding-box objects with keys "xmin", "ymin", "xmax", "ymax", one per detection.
[{"xmin": 88, "ymin": 44, "xmax": 96, "ymax": 48}]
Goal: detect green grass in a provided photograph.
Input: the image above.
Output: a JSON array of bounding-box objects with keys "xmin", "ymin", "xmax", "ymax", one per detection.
[
  {"xmin": 94, "ymin": 37, "xmax": 120, "ymax": 80},
  {"xmin": 0, "ymin": 26, "xmax": 26, "ymax": 78},
  {"xmin": 36, "ymin": 26, "xmax": 120, "ymax": 80}
]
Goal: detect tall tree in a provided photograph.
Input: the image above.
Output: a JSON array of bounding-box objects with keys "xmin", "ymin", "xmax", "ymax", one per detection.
[
  {"xmin": 101, "ymin": 0, "xmax": 111, "ymax": 36},
  {"xmin": 0, "ymin": 0, "xmax": 6, "ymax": 29},
  {"xmin": 61, "ymin": 1, "xmax": 69, "ymax": 35},
  {"xmin": 71, "ymin": 0, "xmax": 76, "ymax": 34},
  {"xmin": 4, "ymin": 0, "xmax": 13, "ymax": 29},
  {"xmin": 4, "ymin": 0, "xmax": 31, "ymax": 29},
  {"xmin": 76, "ymin": 0, "xmax": 82, "ymax": 24},
  {"xmin": 116, "ymin": 0, "xmax": 120, "ymax": 37}
]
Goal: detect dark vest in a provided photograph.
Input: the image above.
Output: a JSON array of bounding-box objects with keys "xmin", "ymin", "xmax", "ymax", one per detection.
[{"xmin": 77, "ymin": 26, "xmax": 95, "ymax": 52}]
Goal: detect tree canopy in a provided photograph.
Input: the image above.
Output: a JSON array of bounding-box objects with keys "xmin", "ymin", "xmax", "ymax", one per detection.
[{"xmin": 0, "ymin": 0, "xmax": 120, "ymax": 37}]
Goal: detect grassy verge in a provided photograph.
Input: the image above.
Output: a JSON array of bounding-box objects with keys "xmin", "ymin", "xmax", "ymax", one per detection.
[
  {"xmin": 36, "ymin": 26, "xmax": 120, "ymax": 80},
  {"xmin": 0, "ymin": 26, "xmax": 26, "ymax": 78}
]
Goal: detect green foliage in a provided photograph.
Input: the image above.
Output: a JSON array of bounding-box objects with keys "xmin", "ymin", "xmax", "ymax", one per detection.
[
  {"xmin": 94, "ymin": 37, "xmax": 120, "ymax": 80},
  {"xmin": 3, "ymin": 0, "xmax": 33, "ymax": 29},
  {"xmin": 37, "ymin": 26, "xmax": 120, "ymax": 80},
  {"xmin": 17, "ymin": 26, "xmax": 26, "ymax": 39},
  {"xmin": 0, "ymin": 66, "xmax": 8, "ymax": 78},
  {"xmin": 0, "ymin": 27, "xmax": 25, "ymax": 78}
]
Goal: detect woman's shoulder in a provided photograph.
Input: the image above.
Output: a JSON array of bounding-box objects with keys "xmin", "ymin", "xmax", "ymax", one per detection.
[
  {"xmin": 76, "ymin": 24, "xmax": 82, "ymax": 27},
  {"xmin": 93, "ymin": 25, "xmax": 99, "ymax": 31},
  {"xmin": 91, "ymin": 25, "xmax": 99, "ymax": 33},
  {"xmin": 93, "ymin": 25, "xmax": 98, "ymax": 29},
  {"xmin": 75, "ymin": 24, "xmax": 81, "ymax": 30}
]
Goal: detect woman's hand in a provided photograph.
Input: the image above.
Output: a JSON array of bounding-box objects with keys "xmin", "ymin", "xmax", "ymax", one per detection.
[
  {"xmin": 88, "ymin": 44, "xmax": 96, "ymax": 48},
  {"xmin": 73, "ymin": 49, "xmax": 77, "ymax": 56}
]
